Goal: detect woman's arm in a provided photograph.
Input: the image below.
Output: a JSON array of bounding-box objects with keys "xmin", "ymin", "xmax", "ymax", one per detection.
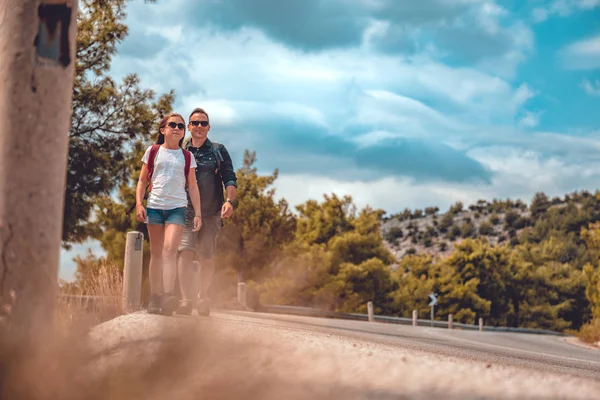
[
  {"xmin": 135, "ymin": 163, "xmax": 149, "ymax": 222},
  {"xmin": 187, "ymin": 167, "xmax": 202, "ymax": 231}
]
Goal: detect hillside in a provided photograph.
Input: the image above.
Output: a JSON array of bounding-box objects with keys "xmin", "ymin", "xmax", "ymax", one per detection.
[{"xmin": 381, "ymin": 190, "xmax": 600, "ymax": 264}]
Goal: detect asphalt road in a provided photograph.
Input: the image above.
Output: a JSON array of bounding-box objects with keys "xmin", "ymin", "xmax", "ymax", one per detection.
[{"xmin": 215, "ymin": 309, "xmax": 600, "ymax": 381}]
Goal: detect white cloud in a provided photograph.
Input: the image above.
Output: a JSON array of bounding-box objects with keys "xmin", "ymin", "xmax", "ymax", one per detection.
[
  {"xmin": 532, "ymin": 7, "xmax": 549, "ymax": 22},
  {"xmin": 560, "ymin": 34, "xmax": 600, "ymax": 70},
  {"xmin": 113, "ymin": 0, "xmax": 535, "ymax": 112},
  {"xmin": 580, "ymin": 79, "xmax": 600, "ymax": 95},
  {"xmin": 273, "ymin": 145, "xmax": 600, "ymax": 215},
  {"xmin": 348, "ymin": 89, "xmax": 466, "ymax": 138},
  {"xmin": 476, "ymin": 21, "xmax": 535, "ymax": 78},
  {"xmin": 533, "ymin": 0, "xmax": 600, "ymax": 22},
  {"xmin": 518, "ymin": 111, "xmax": 541, "ymax": 128},
  {"xmin": 111, "ymin": 21, "xmax": 534, "ymax": 146}
]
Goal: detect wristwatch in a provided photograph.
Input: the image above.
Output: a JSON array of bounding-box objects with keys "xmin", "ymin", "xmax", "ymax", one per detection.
[{"xmin": 226, "ymin": 199, "xmax": 234, "ymax": 206}]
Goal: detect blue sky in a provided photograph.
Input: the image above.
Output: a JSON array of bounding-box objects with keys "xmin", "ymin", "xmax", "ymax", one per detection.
[{"xmin": 59, "ymin": 0, "xmax": 600, "ymax": 280}]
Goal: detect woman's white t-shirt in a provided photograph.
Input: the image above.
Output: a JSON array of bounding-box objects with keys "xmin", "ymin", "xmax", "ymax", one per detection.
[{"xmin": 141, "ymin": 145, "xmax": 197, "ymax": 210}]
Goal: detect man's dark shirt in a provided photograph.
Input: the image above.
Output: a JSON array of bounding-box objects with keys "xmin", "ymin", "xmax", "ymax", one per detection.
[{"xmin": 185, "ymin": 138, "xmax": 237, "ymax": 217}]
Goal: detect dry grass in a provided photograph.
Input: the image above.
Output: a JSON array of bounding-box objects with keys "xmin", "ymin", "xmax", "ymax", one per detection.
[{"xmin": 55, "ymin": 260, "xmax": 124, "ymax": 335}]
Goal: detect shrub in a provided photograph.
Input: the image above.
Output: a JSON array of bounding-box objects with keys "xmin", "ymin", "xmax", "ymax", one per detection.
[
  {"xmin": 478, "ymin": 221, "xmax": 494, "ymax": 236},
  {"xmin": 578, "ymin": 317, "xmax": 600, "ymax": 345}
]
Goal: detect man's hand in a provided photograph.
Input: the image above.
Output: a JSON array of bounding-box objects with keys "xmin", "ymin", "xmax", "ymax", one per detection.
[
  {"xmin": 192, "ymin": 216, "xmax": 202, "ymax": 232},
  {"xmin": 193, "ymin": 216, "xmax": 202, "ymax": 232},
  {"xmin": 221, "ymin": 201, "xmax": 234, "ymax": 218}
]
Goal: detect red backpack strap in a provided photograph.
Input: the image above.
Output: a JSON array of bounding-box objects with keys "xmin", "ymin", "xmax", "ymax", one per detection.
[
  {"xmin": 146, "ymin": 144, "xmax": 161, "ymax": 181},
  {"xmin": 183, "ymin": 149, "xmax": 191, "ymax": 183}
]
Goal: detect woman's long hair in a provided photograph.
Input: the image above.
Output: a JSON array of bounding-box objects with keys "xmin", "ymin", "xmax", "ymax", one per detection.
[{"xmin": 156, "ymin": 112, "xmax": 186, "ymax": 147}]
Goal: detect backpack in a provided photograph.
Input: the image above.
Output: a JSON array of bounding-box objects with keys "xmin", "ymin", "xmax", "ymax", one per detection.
[
  {"xmin": 211, "ymin": 141, "xmax": 224, "ymax": 174},
  {"xmin": 126, "ymin": 144, "xmax": 192, "ymax": 215}
]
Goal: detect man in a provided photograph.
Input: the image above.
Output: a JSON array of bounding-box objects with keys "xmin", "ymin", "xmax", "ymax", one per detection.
[{"xmin": 176, "ymin": 107, "xmax": 237, "ymax": 316}]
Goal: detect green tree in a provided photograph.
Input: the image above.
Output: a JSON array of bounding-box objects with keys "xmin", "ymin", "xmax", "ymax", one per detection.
[
  {"xmin": 504, "ymin": 210, "xmax": 519, "ymax": 229},
  {"xmin": 581, "ymin": 223, "xmax": 600, "ymax": 319},
  {"xmin": 512, "ymin": 239, "xmax": 588, "ymax": 330},
  {"xmin": 254, "ymin": 195, "xmax": 395, "ymax": 312},
  {"xmin": 317, "ymin": 258, "xmax": 397, "ymax": 314},
  {"xmin": 384, "ymin": 227, "xmax": 404, "ymax": 242},
  {"xmin": 64, "ymin": 0, "xmax": 171, "ymax": 246},
  {"xmin": 216, "ymin": 151, "xmax": 297, "ymax": 282},
  {"xmin": 530, "ymin": 192, "xmax": 550, "ymax": 219},
  {"xmin": 442, "ymin": 239, "xmax": 513, "ymax": 325},
  {"xmin": 390, "ymin": 254, "xmax": 439, "ymax": 317},
  {"xmin": 425, "ymin": 206, "xmax": 439, "ymax": 216},
  {"xmin": 295, "ymin": 194, "xmax": 355, "ymax": 246},
  {"xmin": 448, "ymin": 201, "xmax": 463, "ymax": 215}
]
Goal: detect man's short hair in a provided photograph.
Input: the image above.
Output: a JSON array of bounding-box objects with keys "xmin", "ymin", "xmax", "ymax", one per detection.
[{"xmin": 189, "ymin": 107, "xmax": 209, "ymax": 123}]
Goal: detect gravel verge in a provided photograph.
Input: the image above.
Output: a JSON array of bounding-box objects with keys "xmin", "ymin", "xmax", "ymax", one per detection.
[{"xmin": 84, "ymin": 312, "xmax": 600, "ymax": 400}]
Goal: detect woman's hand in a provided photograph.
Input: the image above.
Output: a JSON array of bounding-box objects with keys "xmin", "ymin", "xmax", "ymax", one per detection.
[
  {"xmin": 193, "ymin": 216, "xmax": 202, "ymax": 232},
  {"xmin": 136, "ymin": 204, "xmax": 147, "ymax": 222}
]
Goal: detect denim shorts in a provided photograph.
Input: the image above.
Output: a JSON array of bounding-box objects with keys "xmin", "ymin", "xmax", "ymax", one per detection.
[{"xmin": 146, "ymin": 207, "xmax": 187, "ymax": 226}]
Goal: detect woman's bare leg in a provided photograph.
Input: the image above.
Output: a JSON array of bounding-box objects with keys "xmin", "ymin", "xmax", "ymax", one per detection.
[
  {"xmin": 146, "ymin": 223, "xmax": 165, "ymax": 295},
  {"xmin": 162, "ymin": 223, "xmax": 185, "ymax": 294}
]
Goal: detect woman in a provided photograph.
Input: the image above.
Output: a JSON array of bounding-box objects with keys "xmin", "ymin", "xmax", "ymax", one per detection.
[{"xmin": 135, "ymin": 113, "xmax": 202, "ymax": 315}]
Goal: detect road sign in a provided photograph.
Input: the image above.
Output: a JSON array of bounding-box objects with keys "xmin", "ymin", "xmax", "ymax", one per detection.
[
  {"xmin": 429, "ymin": 293, "xmax": 438, "ymax": 327},
  {"xmin": 428, "ymin": 293, "xmax": 438, "ymax": 307}
]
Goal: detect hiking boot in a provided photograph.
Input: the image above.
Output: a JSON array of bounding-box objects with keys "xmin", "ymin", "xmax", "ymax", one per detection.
[
  {"xmin": 161, "ymin": 292, "xmax": 177, "ymax": 316},
  {"xmin": 176, "ymin": 299, "xmax": 193, "ymax": 316},
  {"xmin": 196, "ymin": 298, "xmax": 211, "ymax": 317},
  {"xmin": 147, "ymin": 294, "xmax": 161, "ymax": 314}
]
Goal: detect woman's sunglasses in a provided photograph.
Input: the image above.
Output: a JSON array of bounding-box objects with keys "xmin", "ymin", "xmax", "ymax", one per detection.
[
  {"xmin": 190, "ymin": 120, "xmax": 209, "ymax": 127},
  {"xmin": 167, "ymin": 122, "xmax": 186, "ymax": 130}
]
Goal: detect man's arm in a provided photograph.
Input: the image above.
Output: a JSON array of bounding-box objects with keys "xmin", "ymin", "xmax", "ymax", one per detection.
[
  {"xmin": 219, "ymin": 144, "xmax": 237, "ymax": 200},
  {"xmin": 219, "ymin": 144, "xmax": 237, "ymax": 218}
]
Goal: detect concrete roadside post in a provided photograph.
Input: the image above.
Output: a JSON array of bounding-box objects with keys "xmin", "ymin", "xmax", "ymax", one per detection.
[
  {"xmin": 479, "ymin": 317, "xmax": 484, "ymax": 332},
  {"xmin": 448, "ymin": 314, "xmax": 453, "ymax": 329},
  {"xmin": 0, "ymin": 0, "xmax": 78, "ymax": 343},
  {"xmin": 122, "ymin": 231, "xmax": 143, "ymax": 312},
  {"xmin": 237, "ymin": 282, "xmax": 246, "ymax": 308},
  {"xmin": 412, "ymin": 310, "xmax": 417, "ymax": 326},
  {"xmin": 367, "ymin": 301, "xmax": 374, "ymax": 322}
]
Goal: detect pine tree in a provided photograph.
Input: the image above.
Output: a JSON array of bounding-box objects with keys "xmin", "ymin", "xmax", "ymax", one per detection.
[{"xmin": 64, "ymin": 0, "xmax": 172, "ymax": 246}]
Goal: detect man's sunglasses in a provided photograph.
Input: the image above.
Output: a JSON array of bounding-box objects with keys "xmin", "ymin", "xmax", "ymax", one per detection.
[
  {"xmin": 167, "ymin": 122, "xmax": 186, "ymax": 130},
  {"xmin": 190, "ymin": 120, "xmax": 209, "ymax": 127}
]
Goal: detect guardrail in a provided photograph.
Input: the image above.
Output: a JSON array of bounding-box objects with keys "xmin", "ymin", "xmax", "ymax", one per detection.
[
  {"xmin": 258, "ymin": 304, "xmax": 567, "ymax": 336},
  {"xmin": 61, "ymin": 231, "xmax": 567, "ymax": 338}
]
